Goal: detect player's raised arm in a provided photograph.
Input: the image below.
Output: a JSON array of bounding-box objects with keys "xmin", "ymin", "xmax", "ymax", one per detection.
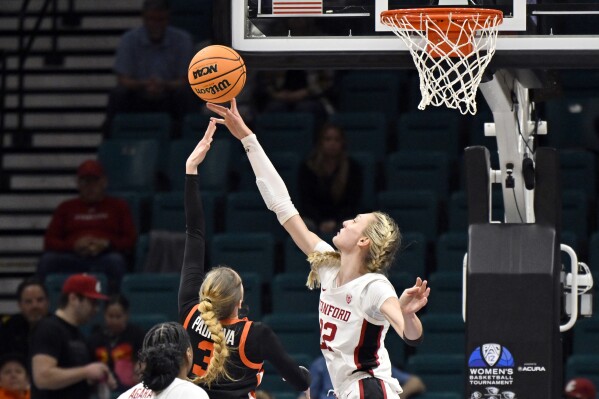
[
  {"xmin": 178, "ymin": 120, "xmax": 216, "ymax": 319},
  {"xmin": 380, "ymin": 277, "xmax": 429, "ymax": 345},
  {"xmin": 206, "ymin": 99, "xmax": 321, "ymax": 255}
]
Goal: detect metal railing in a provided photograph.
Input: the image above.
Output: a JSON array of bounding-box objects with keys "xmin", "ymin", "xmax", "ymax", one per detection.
[{"xmin": 16, "ymin": 0, "xmax": 61, "ymax": 146}]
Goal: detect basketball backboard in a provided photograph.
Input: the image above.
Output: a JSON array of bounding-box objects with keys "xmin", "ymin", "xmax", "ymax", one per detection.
[{"xmin": 218, "ymin": 0, "xmax": 599, "ymax": 69}]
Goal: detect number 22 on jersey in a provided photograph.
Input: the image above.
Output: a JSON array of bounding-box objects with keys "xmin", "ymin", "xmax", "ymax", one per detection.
[{"xmin": 320, "ymin": 318, "xmax": 337, "ymax": 351}]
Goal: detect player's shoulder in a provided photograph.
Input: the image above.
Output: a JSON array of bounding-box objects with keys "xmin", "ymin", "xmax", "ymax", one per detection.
[{"xmin": 170, "ymin": 378, "xmax": 209, "ymax": 397}]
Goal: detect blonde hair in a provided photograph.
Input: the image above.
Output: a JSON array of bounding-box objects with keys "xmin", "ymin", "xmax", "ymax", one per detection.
[
  {"xmin": 191, "ymin": 266, "xmax": 242, "ymax": 387},
  {"xmin": 306, "ymin": 212, "xmax": 401, "ymax": 289}
]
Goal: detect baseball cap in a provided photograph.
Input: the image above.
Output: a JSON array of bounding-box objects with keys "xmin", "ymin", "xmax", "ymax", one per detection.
[
  {"xmin": 565, "ymin": 378, "xmax": 597, "ymax": 399},
  {"xmin": 77, "ymin": 159, "xmax": 105, "ymax": 178},
  {"xmin": 62, "ymin": 274, "xmax": 109, "ymax": 300}
]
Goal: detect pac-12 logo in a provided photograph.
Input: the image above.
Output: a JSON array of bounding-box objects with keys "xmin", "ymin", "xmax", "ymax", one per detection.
[{"xmin": 469, "ymin": 343, "xmax": 515, "ymax": 367}]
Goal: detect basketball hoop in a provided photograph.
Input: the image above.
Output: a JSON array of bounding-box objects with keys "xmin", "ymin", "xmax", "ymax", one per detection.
[{"xmin": 381, "ymin": 8, "xmax": 503, "ymax": 115}]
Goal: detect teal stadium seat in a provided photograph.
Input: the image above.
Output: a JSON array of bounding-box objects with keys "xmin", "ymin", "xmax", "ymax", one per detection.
[
  {"xmin": 425, "ymin": 272, "xmax": 463, "ymax": 315},
  {"xmin": 271, "ymin": 273, "xmax": 319, "ymax": 314},
  {"xmin": 262, "ymin": 313, "xmax": 321, "ymax": 360},
  {"xmin": 562, "ymin": 190, "xmax": 589, "ymax": 243},
  {"xmin": 210, "ymin": 233, "xmax": 276, "ymax": 283},
  {"xmin": 385, "ymin": 151, "xmax": 450, "ymax": 200},
  {"xmin": 559, "ymin": 149, "xmax": 596, "ymax": 201},
  {"xmin": 565, "ymin": 354, "xmax": 599, "ymax": 394},
  {"xmin": 338, "ymin": 71, "xmax": 402, "ymax": 121},
  {"xmin": 254, "ymin": 112, "xmax": 315, "ymax": 157},
  {"xmin": 134, "ymin": 234, "xmax": 149, "ymax": 273},
  {"xmin": 98, "ymin": 139, "xmax": 160, "ymax": 194},
  {"xmin": 417, "ymin": 314, "xmax": 465, "ymax": 355},
  {"xmin": 128, "ymin": 313, "xmax": 169, "ymax": 333},
  {"xmin": 181, "ymin": 113, "xmax": 212, "ymax": 140},
  {"xmin": 384, "ymin": 328, "xmax": 407, "ymax": 368},
  {"xmin": 406, "ymin": 354, "xmax": 465, "ymax": 396},
  {"xmin": 377, "ymin": 190, "xmax": 439, "ymax": 243},
  {"xmin": 436, "ymin": 232, "xmax": 468, "ymax": 272},
  {"xmin": 109, "ymin": 190, "xmax": 146, "ymax": 233},
  {"xmin": 121, "ymin": 273, "xmax": 180, "ymax": 322},
  {"xmin": 225, "ymin": 191, "xmax": 281, "ymax": 238},
  {"xmin": 111, "ymin": 112, "xmax": 171, "ymax": 141},
  {"xmin": 167, "ymin": 139, "xmax": 231, "ymax": 194},
  {"xmin": 239, "ymin": 272, "xmax": 263, "ymax": 319},
  {"xmin": 351, "ymin": 151, "xmax": 377, "ymax": 210},
  {"xmin": 392, "ymin": 232, "xmax": 427, "ymax": 278},
  {"xmin": 329, "ymin": 112, "xmax": 388, "ymax": 161},
  {"xmin": 284, "ymin": 237, "xmax": 309, "ymax": 273},
  {"xmin": 396, "ymin": 111, "xmax": 461, "ymax": 161},
  {"xmin": 545, "ymin": 97, "xmax": 599, "ymax": 148},
  {"xmin": 152, "ymin": 192, "xmax": 185, "ymax": 232},
  {"xmin": 447, "ymin": 190, "xmax": 504, "ymax": 232},
  {"xmin": 572, "ymin": 317, "xmax": 599, "ymax": 354}
]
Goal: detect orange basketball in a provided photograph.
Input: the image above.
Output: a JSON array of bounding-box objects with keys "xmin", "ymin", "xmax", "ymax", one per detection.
[{"xmin": 188, "ymin": 45, "xmax": 246, "ymax": 103}]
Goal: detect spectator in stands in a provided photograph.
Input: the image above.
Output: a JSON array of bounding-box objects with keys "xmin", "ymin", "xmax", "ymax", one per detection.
[
  {"xmin": 564, "ymin": 377, "xmax": 596, "ymax": 399},
  {"xmin": 298, "ymin": 123, "xmax": 363, "ymax": 235},
  {"xmin": 104, "ymin": 0, "xmax": 195, "ymax": 137},
  {"xmin": 308, "ymin": 356, "xmax": 425, "ymax": 399},
  {"xmin": 117, "ymin": 322, "xmax": 209, "ymax": 399},
  {"xmin": 30, "ymin": 273, "xmax": 116, "ymax": 399},
  {"xmin": 0, "ymin": 353, "xmax": 30, "ymax": 399},
  {"xmin": 37, "ymin": 159, "xmax": 136, "ymax": 292},
  {"xmin": 256, "ymin": 70, "xmax": 336, "ymax": 127},
  {"xmin": 0, "ymin": 277, "xmax": 49, "ymax": 360},
  {"xmin": 87, "ymin": 294, "xmax": 145, "ymax": 394}
]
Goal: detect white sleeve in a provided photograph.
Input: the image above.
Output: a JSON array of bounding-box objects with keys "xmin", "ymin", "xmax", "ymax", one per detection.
[
  {"xmin": 241, "ymin": 134, "xmax": 299, "ymax": 225},
  {"xmin": 362, "ymin": 279, "xmax": 398, "ymax": 321}
]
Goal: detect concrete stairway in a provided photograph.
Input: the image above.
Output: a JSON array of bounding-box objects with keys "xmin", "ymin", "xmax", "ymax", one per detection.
[{"xmin": 0, "ymin": 0, "xmax": 142, "ymax": 312}]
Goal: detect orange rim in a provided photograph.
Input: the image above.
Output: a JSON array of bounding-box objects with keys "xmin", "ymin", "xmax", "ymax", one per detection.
[
  {"xmin": 381, "ymin": 7, "xmax": 503, "ymax": 30},
  {"xmin": 381, "ymin": 7, "xmax": 503, "ymax": 58}
]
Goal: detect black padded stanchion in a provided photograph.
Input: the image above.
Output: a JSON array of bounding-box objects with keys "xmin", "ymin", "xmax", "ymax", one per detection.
[{"xmin": 464, "ymin": 147, "xmax": 562, "ymax": 398}]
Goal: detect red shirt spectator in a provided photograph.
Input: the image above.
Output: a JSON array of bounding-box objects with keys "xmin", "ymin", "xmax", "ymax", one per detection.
[{"xmin": 37, "ymin": 160, "xmax": 136, "ymax": 292}]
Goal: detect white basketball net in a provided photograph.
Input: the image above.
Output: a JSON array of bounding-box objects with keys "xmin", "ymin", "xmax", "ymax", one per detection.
[{"xmin": 382, "ymin": 10, "xmax": 501, "ymax": 115}]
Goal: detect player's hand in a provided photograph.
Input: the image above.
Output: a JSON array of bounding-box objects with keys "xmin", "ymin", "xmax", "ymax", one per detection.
[
  {"xmin": 398, "ymin": 277, "xmax": 430, "ymax": 314},
  {"xmin": 84, "ymin": 362, "xmax": 111, "ymax": 383},
  {"xmin": 206, "ymin": 98, "xmax": 253, "ymax": 140},
  {"xmin": 186, "ymin": 119, "xmax": 216, "ymax": 174},
  {"xmin": 74, "ymin": 236, "xmax": 93, "ymax": 257}
]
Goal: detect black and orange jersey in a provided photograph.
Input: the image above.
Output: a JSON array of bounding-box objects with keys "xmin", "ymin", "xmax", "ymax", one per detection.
[{"xmin": 179, "ymin": 175, "xmax": 310, "ymax": 399}]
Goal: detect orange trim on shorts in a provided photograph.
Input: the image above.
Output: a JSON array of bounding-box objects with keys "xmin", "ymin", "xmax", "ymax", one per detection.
[
  {"xmin": 183, "ymin": 304, "xmax": 199, "ymax": 328},
  {"xmin": 239, "ymin": 320, "xmax": 263, "ymax": 369}
]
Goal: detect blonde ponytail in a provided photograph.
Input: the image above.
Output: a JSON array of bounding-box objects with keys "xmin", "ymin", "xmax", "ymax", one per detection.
[
  {"xmin": 192, "ymin": 266, "xmax": 242, "ymax": 387},
  {"xmin": 306, "ymin": 251, "xmax": 340, "ymax": 289}
]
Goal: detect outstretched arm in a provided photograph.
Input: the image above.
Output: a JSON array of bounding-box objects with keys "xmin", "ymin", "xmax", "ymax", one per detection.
[
  {"xmin": 178, "ymin": 121, "xmax": 216, "ymax": 320},
  {"xmin": 206, "ymin": 99, "xmax": 321, "ymax": 255},
  {"xmin": 380, "ymin": 278, "xmax": 429, "ymax": 344}
]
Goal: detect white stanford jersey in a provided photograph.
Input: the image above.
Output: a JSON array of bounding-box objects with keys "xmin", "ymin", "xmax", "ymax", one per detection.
[
  {"xmin": 117, "ymin": 378, "xmax": 209, "ymax": 399},
  {"xmin": 314, "ymin": 241, "xmax": 403, "ymax": 398}
]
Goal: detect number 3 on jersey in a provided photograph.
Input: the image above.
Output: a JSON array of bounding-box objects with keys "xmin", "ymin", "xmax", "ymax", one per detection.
[
  {"xmin": 320, "ymin": 318, "xmax": 337, "ymax": 351},
  {"xmin": 192, "ymin": 340, "xmax": 214, "ymax": 376}
]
